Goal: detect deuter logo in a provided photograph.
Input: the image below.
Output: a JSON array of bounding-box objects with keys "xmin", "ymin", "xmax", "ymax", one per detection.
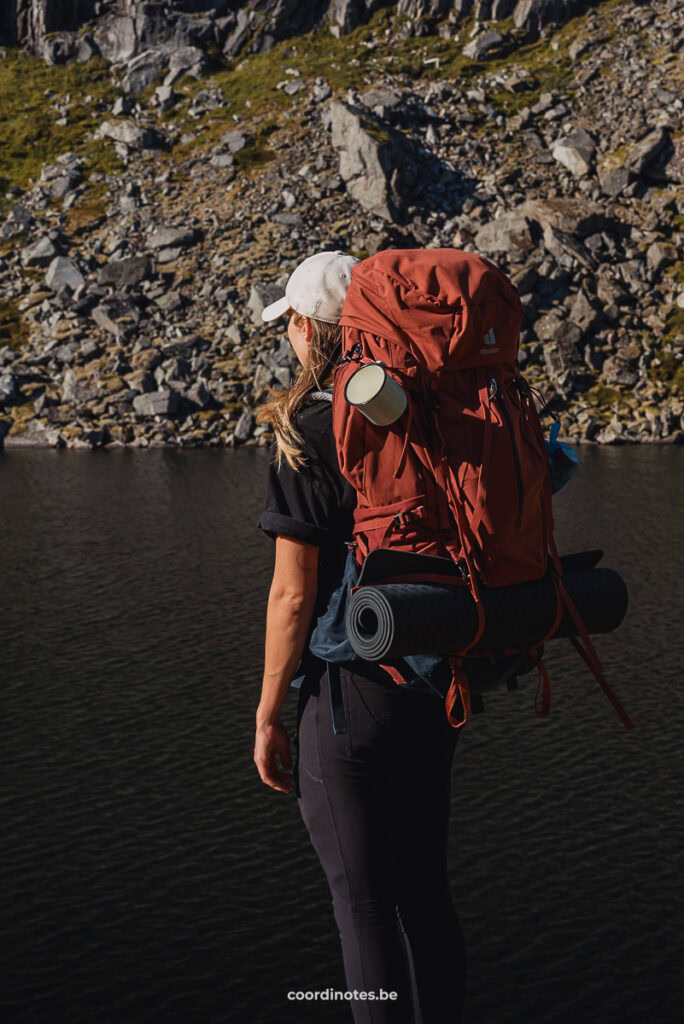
[{"xmin": 481, "ymin": 327, "xmax": 499, "ymax": 354}]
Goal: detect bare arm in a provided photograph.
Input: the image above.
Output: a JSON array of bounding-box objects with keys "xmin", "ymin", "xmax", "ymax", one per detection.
[{"xmin": 254, "ymin": 535, "xmax": 319, "ymax": 792}]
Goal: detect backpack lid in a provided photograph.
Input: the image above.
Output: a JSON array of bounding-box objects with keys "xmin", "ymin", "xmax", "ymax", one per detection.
[{"xmin": 338, "ymin": 248, "xmax": 523, "ymax": 370}]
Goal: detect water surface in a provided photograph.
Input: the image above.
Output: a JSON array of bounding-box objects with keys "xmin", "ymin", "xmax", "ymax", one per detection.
[{"xmin": 1, "ymin": 446, "xmax": 682, "ymax": 1023}]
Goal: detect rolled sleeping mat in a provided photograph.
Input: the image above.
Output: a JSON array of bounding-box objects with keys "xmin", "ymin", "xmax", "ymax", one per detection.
[{"xmin": 346, "ymin": 567, "xmax": 628, "ymax": 662}]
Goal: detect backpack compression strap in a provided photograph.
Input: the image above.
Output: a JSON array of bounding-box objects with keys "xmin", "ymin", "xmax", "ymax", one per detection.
[{"xmin": 548, "ymin": 535, "xmax": 635, "ymax": 731}]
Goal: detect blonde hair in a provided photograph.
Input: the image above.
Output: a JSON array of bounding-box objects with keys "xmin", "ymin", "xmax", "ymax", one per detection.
[{"xmin": 255, "ymin": 310, "xmax": 342, "ymax": 471}]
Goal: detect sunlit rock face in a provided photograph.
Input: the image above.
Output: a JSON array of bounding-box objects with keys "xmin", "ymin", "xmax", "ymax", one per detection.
[
  {"xmin": 5, "ymin": 2, "xmax": 98, "ymax": 47},
  {"xmin": 1, "ymin": 1, "xmax": 598, "ymax": 54}
]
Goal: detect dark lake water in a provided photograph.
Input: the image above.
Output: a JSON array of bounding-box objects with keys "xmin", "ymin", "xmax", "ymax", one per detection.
[{"xmin": 1, "ymin": 445, "xmax": 683, "ymax": 1024}]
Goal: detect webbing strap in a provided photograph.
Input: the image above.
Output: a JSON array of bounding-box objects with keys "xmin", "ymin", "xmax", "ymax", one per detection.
[
  {"xmin": 353, "ymin": 494, "xmax": 430, "ymax": 533},
  {"xmin": 428, "ymin": 399, "xmax": 487, "ymax": 654},
  {"xmin": 523, "ymin": 569, "xmax": 566, "ymax": 721},
  {"xmin": 327, "ymin": 662, "xmax": 348, "ymax": 735},
  {"xmin": 445, "ymin": 658, "xmax": 472, "ymax": 729},
  {"xmin": 469, "ymin": 370, "xmax": 495, "ymax": 539},
  {"xmin": 531, "ymin": 649, "xmax": 552, "ymax": 719},
  {"xmin": 379, "ymin": 662, "xmax": 410, "ymax": 686},
  {"xmin": 392, "ymin": 391, "xmax": 414, "ymax": 479},
  {"xmin": 557, "ymin": 580, "xmax": 635, "ymax": 731},
  {"xmin": 548, "ymin": 536, "xmax": 635, "ymax": 731}
]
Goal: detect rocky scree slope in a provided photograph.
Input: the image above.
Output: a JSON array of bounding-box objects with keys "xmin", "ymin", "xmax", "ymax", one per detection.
[{"xmin": 0, "ymin": 0, "xmax": 682, "ymax": 450}]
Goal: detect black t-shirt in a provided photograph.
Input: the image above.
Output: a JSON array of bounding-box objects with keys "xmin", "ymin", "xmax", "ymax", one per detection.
[{"xmin": 257, "ymin": 397, "xmax": 356, "ymax": 556}]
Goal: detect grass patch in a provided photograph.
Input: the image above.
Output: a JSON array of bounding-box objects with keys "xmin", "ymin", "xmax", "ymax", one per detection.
[
  {"xmin": 233, "ymin": 136, "xmax": 277, "ymax": 172},
  {"xmin": 0, "ymin": 229, "xmax": 29, "ymax": 258},
  {"xmin": 663, "ymin": 306, "xmax": 684, "ymax": 341},
  {"xmin": 165, "ymin": 112, "xmax": 279, "ymax": 177},
  {"xmin": 0, "ymin": 299, "xmax": 29, "ymax": 350},
  {"xmin": 665, "ymin": 260, "xmax": 684, "ymax": 284},
  {"xmin": 649, "ymin": 308, "xmax": 684, "ymax": 391},
  {"xmin": 598, "ymin": 143, "xmax": 630, "ymax": 174},
  {"xmin": 584, "ymin": 382, "xmax": 621, "ymax": 408},
  {"xmin": 63, "ymin": 179, "xmax": 109, "ymax": 235},
  {"xmin": 0, "ymin": 48, "xmax": 125, "ymax": 216}
]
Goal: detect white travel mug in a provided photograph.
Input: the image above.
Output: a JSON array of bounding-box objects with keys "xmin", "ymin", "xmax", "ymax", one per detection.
[{"xmin": 344, "ymin": 361, "xmax": 407, "ymax": 426}]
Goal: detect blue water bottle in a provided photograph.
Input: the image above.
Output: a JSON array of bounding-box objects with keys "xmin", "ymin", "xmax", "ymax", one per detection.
[{"xmin": 546, "ymin": 422, "xmax": 579, "ymax": 494}]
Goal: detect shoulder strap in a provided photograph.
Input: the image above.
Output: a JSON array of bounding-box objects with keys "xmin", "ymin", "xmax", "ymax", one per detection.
[{"xmin": 308, "ymin": 388, "xmax": 333, "ymax": 403}]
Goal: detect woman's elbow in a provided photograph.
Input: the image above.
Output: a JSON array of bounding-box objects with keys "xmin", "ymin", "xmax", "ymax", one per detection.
[{"xmin": 269, "ymin": 585, "xmax": 317, "ymax": 615}]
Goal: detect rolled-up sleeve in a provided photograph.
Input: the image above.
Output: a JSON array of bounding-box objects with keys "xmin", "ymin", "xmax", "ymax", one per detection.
[{"xmin": 257, "ymin": 442, "xmax": 339, "ymax": 548}]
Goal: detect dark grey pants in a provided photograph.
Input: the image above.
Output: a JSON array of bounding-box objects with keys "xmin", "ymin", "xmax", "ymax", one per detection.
[{"xmin": 295, "ymin": 663, "xmax": 466, "ymax": 1024}]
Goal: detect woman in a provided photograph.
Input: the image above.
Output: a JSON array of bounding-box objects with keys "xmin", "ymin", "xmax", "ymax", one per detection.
[{"xmin": 253, "ymin": 251, "xmax": 467, "ymax": 1024}]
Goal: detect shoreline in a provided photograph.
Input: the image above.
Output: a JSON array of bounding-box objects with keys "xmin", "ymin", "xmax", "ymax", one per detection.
[{"xmin": 2, "ymin": 433, "xmax": 682, "ymax": 450}]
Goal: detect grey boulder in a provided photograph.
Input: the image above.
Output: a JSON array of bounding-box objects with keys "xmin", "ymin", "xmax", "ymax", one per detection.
[
  {"xmin": 97, "ymin": 255, "xmax": 154, "ymax": 288},
  {"xmin": 100, "ymin": 120, "xmax": 165, "ymax": 151},
  {"xmin": 219, "ymin": 129, "xmax": 250, "ymax": 154},
  {"xmin": 132, "ymin": 390, "xmax": 181, "ymax": 416},
  {"xmin": 122, "ymin": 49, "xmax": 168, "ymax": 95},
  {"xmin": 146, "ymin": 226, "xmax": 199, "ymax": 251},
  {"xmin": 552, "ymin": 128, "xmax": 596, "ymax": 177},
  {"xmin": 50, "ymin": 168, "xmax": 84, "ymax": 199},
  {"xmin": 329, "ymin": 0, "xmax": 367, "ymax": 38},
  {"xmin": 474, "ymin": 211, "xmax": 533, "ymax": 255},
  {"xmin": 165, "ymin": 45, "xmax": 207, "ymax": 85},
  {"xmin": 624, "ymin": 127, "xmax": 669, "ymax": 177},
  {"xmin": 61, "ymin": 368, "xmax": 98, "ymax": 405},
  {"xmin": 93, "ymin": 16, "xmax": 137, "ymax": 63},
  {"xmin": 233, "ymin": 408, "xmax": 255, "ymax": 443},
  {"xmin": 92, "ymin": 299, "xmax": 140, "ymax": 339},
  {"xmin": 45, "ymin": 257, "xmax": 86, "ymax": 293},
  {"xmin": 599, "ymin": 166, "xmax": 632, "ymax": 197},
  {"xmin": 513, "ymin": 0, "xmax": 586, "ymax": 39},
  {"xmin": 359, "ymin": 86, "xmax": 403, "ymax": 115},
  {"xmin": 463, "ymin": 31, "xmax": 503, "ymax": 60},
  {"xmin": 154, "ymin": 85, "xmax": 179, "ymax": 111},
  {"xmin": 0, "ymin": 374, "xmax": 19, "ymax": 407},
  {"xmin": 223, "ymin": 10, "xmax": 251, "ymax": 58},
  {"xmin": 329, "ymin": 100, "xmax": 399, "ymax": 221},
  {"xmin": 1, "ymin": 203, "xmax": 34, "ymax": 242},
  {"xmin": 249, "ymin": 282, "xmax": 286, "ymax": 325},
  {"xmin": 22, "ymin": 236, "xmax": 59, "ymax": 267},
  {"xmin": 186, "ymin": 379, "xmax": 213, "ymax": 410}
]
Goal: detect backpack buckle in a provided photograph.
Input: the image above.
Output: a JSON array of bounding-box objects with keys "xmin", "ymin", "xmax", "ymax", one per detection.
[
  {"xmin": 339, "ymin": 342, "xmax": 363, "ymax": 365},
  {"xmin": 394, "ymin": 504, "xmax": 425, "ymax": 528}
]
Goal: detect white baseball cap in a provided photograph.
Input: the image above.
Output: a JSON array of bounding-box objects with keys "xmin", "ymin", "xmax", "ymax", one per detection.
[{"xmin": 260, "ymin": 250, "xmax": 360, "ymax": 324}]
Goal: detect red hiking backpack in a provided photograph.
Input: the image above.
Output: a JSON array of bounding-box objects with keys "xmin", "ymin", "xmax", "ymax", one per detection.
[{"xmin": 332, "ymin": 248, "xmax": 634, "ymax": 731}]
